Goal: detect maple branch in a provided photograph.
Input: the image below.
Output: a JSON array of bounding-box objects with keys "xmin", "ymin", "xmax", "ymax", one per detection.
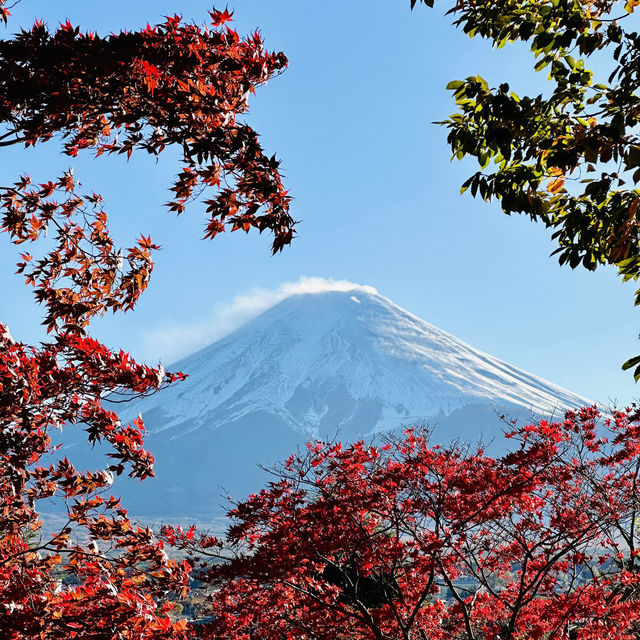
[
  {"xmin": 404, "ymin": 564, "xmax": 436, "ymax": 635},
  {"xmin": 516, "ymin": 527, "xmax": 595, "ymax": 614},
  {"xmin": 0, "ymin": 126, "xmax": 20, "ymax": 139},
  {"xmin": 437, "ymin": 556, "xmax": 476, "ymax": 640},
  {"xmin": 381, "ymin": 585, "xmax": 407, "ymax": 640},
  {"xmin": 452, "ymin": 453, "xmax": 565, "ymax": 539},
  {"xmin": 625, "ymin": 458, "xmax": 640, "ymax": 571},
  {"xmin": 0, "ymin": 518, "xmax": 73, "ymax": 567},
  {"xmin": 545, "ymin": 598, "xmax": 587, "ymax": 640},
  {"xmin": 281, "ymin": 578, "xmax": 369, "ymax": 627},
  {"xmin": 454, "ymin": 537, "xmax": 502, "ymax": 602},
  {"xmin": 350, "ymin": 598, "xmax": 390, "ymax": 640},
  {"xmin": 0, "ymin": 135, "xmax": 26, "ymax": 147}
]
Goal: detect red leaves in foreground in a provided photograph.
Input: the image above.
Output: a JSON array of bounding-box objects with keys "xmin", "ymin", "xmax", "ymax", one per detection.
[
  {"xmin": 0, "ymin": 0, "xmax": 9, "ymax": 25},
  {"xmin": 0, "ymin": 164, "xmax": 191, "ymax": 634},
  {"xmin": 0, "ymin": 7, "xmax": 297, "ymax": 638},
  {"xmin": 168, "ymin": 407, "xmax": 640, "ymax": 640},
  {"xmin": 0, "ymin": 322, "xmax": 191, "ymax": 639},
  {"xmin": 2, "ymin": 171, "xmax": 160, "ymax": 333},
  {"xmin": 0, "ymin": 10, "xmax": 293, "ymax": 252},
  {"xmin": 0, "ymin": 164, "xmax": 189, "ymax": 640}
]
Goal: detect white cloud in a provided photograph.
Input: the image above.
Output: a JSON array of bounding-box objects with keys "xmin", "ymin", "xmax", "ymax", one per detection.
[{"xmin": 141, "ymin": 277, "xmax": 377, "ymax": 364}]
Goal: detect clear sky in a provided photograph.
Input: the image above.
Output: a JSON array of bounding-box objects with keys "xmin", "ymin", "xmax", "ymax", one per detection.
[{"xmin": 1, "ymin": 1, "xmax": 638, "ymax": 407}]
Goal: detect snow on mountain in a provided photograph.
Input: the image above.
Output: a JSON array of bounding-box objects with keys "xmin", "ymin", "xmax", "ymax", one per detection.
[
  {"xmin": 123, "ymin": 287, "xmax": 587, "ymax": 436},
  {"xmin": 67, "ymin": 286, "xmax": 591, "ymax": 522}
]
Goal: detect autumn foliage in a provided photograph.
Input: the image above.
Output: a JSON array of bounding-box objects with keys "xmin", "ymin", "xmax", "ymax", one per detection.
[
  {"xmin": 4, "ymin": 2, "xmax": 640, "ymax": 639},
  {"xmin": 0, "ymin": 5, "xmax": 290, "ymax": 638},
  {"xmin": 0, "ymin": 7, "xmax": 293, "ymax": 252},
  {"xmin": 167, "ymin": 408, "xmax": 640, "ymax": 640}
]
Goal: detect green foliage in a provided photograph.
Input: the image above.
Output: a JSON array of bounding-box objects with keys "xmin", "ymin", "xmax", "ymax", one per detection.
[{"xmin": 413, "ymin": 0, "xmax": 640, "ymax": 379}]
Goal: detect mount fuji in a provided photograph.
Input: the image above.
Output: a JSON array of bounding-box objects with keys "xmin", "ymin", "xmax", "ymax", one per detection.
[{"xmin": 68, "ymin": 285, "xmax": 590, "ymax": 522}]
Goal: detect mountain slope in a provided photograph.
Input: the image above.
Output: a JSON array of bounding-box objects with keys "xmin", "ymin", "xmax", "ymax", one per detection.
[
  {"xmin": 64, "ymin": 287, "xmax": 590, "ymax": 521},
  {"xmin": 125, "ymin": 288, "xmax": 586, "ymax": 438}
]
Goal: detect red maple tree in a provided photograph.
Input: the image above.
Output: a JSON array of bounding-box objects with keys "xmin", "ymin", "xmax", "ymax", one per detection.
[
  {"xmin": 0, "ymin": 4, "xmax": 291, "ymax": 638},
  {"xmin": 167, "ymin": 408, "xmax": 640, "ymax": 640},
  {"xmin": 0, "ymin": 6, "xmax": 293, "ymax": 251}
]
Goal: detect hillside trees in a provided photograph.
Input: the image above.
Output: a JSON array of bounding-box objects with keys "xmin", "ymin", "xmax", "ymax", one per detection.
[
  {"xmin": 412, "ymin": 0, "xmax": 640, "ymax": 378},
  {"xmin": 168, "ymin": 408, "xmax": 640, "ymax": 640},
  {"xmin": 0, "ymin": 4, "xmax": 292, "ymax": 637}
]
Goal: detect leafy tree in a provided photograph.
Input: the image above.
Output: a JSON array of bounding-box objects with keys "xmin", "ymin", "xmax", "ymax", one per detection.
[
  {"xmin": 413, "ymin": 0, "xmax": 640, "ymax": 378},
  {"xmin": 0, "ymin": 4, "xmax": 291, "ymax": 637},
  {"xmin": 166, "ymin": 408, "xmax": 640, "ymax": 640}
]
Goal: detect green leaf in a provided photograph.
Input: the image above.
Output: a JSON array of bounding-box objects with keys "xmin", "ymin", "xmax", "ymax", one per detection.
[
  {"xmin": 534, "ymin": 57, "xmax": 550, "ymax": 72},
  {"xmin": 460, "ymin": 176, "xmax": 474, "ymax": 195},
  {"xmin": 621, "ymin": 355, "xmax": 640, "ymax": 372}
]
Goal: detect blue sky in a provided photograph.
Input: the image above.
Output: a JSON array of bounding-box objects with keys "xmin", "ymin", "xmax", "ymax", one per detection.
[{"xmin": 0, "ymin": 1, "xmax": 638, "ymax": 406}]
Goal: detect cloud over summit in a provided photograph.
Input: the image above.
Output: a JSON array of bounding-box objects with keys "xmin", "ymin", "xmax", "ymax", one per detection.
[{"xmin": 142, "ymin": 277, "xmax": 377, "ymax": 364}]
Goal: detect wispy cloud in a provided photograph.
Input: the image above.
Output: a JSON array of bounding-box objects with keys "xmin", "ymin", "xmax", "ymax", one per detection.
[{"xmin": 141, "ymin": 277, "xmax": 377, "ymax": 364}]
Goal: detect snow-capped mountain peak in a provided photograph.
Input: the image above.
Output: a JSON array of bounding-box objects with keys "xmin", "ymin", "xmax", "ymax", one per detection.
[
  {"xmin": 122, "ymin": 288, "xmax": 588, "ymax": 441},
  {"xmin": 93, "ymin": 286, "xmax": 589, "ymax": 520}
]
